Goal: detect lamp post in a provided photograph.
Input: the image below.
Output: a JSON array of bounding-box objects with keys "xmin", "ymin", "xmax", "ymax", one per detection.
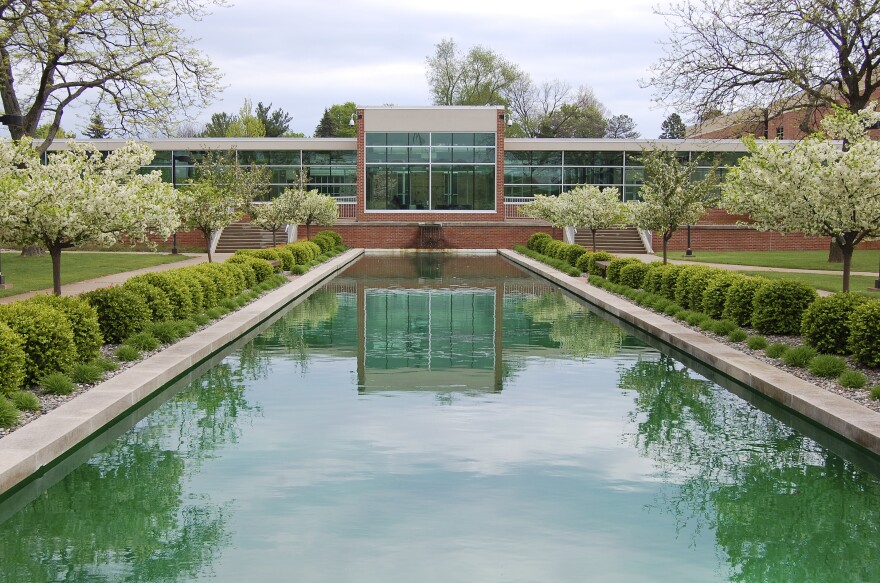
[
  {"xmin": 874, "ymin": 252, "xmax": 880, "ymax": 291},
  {"xmin": 685, "ymin": 224, "xmax": 693, "ymax": 256},
  {"xmin": 170, "ymin": 154, "xmax": 190, "ymax": 254}
]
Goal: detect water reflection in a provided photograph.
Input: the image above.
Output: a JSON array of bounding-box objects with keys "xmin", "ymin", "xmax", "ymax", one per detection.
[
  {"xmin": 618, "ymin": 354, "xmax": 880, "ymax": 582},
  {"xmin": 2, "ymin": 254, "xmax": 880, "ymax": 582}
]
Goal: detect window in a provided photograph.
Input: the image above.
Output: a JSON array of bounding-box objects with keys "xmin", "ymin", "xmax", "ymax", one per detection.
[
  {"xmin": 776, "ymin": 126, "xmax": 784, "ymax": 139},
  {"xmin": 365, "ymin": 132, "xmax": 496, "ymax": 211}
]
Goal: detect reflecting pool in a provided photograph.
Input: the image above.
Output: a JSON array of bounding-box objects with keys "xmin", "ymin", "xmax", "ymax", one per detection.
[{"xmin": 2, "ymin": 255, "xmax": 880, "ymax": 582}]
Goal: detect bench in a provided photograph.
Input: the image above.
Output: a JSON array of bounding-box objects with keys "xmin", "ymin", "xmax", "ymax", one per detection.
[{"xmin": 594, "ymin": 260, "xmax": 611, "ymax": 278}]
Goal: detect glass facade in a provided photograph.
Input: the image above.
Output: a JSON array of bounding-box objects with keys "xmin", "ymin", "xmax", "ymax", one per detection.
[
  {"xmin": 503, "ymin": 150, "xmax": 734, "ymax": 202},
  {"xmin": 365, "ymin": 132, "xmax": 496, "ymax": 211},
  {"xmin": 138, "ymin": 149, "xmax": 356, "ymax": 201}
]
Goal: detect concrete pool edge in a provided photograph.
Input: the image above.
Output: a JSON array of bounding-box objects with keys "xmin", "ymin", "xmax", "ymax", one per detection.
[
  {"xmin": 500, "ymin": 249, "xmax": 880, "ymax": 456},
  {"xmin": 0, "ymin": 248, "xmax": 365, "ymax": 498}
]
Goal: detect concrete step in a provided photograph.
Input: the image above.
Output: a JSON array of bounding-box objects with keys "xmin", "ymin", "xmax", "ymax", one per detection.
[
  {"xmin": 573, "ymin": 227, "xmax": 647, "ymax": 254},
  {"xmin": 215, "ymin": 222, "xmax": 285, "ymax": 252}
]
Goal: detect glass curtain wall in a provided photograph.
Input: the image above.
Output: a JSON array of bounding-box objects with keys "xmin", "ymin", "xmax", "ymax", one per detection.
[
  {"xmin": 365, "ymin": 132, "xmax": 496, "ymax": 211},
  {"xmin": 503, "ymin": 150, "xmax": 741, "ymax": 202},
  {"xmin": 137, "ymin": 150, "xmax": 357, "ymax": 201}
]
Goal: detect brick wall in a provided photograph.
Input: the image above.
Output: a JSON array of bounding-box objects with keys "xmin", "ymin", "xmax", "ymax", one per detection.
[{"xmin": 317, "ymin": 224, "xmax": 561, "ymax": 249}]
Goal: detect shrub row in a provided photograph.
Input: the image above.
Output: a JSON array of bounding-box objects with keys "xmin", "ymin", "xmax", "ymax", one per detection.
[
  {"xmin": 590, "ymin": 255, "xmax": 880, "ymax": 368},
  {"xmin": 524, "ymin": 232, "xmax": 616, "ymax": 277},
  {"xmin": 233, "ymin": 230, "xmax": 344, "ymax": 274}
]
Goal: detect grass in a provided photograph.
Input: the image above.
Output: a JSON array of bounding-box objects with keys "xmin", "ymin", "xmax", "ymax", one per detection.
[
  {"xmin": 665, "ymin": 250, "xmax": 880, "ymax": 272},
  {"xmin": 0, "ymin": 251, "xmax": 187, "ymax": 298},
  {"xmin": 740, "ymin": 270, "xmax": 878, "ymax": 296}
]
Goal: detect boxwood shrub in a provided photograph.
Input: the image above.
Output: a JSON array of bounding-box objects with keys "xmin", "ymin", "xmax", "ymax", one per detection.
[
  {"xmin": 575, "ymin": 251, "xmax": 593, "ymax": 273},
  {"xmin": 606, "ymin": 258, "xmax": 642, "ymax": 284},
  {"xmin": 311, "ymin": 232, "xmax": 335, "ymax": 253},
  {"xmin": 722, "ymin": 275, "xmax": 765, "ymax": 327},
  {"xmin": 222, "ymin": 260, "xmax": 253, "ymax": 291},
  {"xmin": 317, "ymin": 230, "xmax": 343, "ymax": 247},
  {"xmin": 641, "ymin": 263, "xmax": 668, "ymax": 294},
  {"xmin": 659, "ymin": 264, "xmax": 686, "ymax": 301},
  {"xmin": 0, "ymin": 302, "xmax": 76, "ymax": 385},
  {"xmin": 0, "ymin": 321, "xmax": 26, "ymax": 396},
  {"xmin": 702, "ymin": 272, "xmax": 740, "ymax": 320},
  {"xmin": 543, "ymin": 240, "xmax": 564, "ymax": 260},
  {"xmin": 128, "ymin": 272, "xmax": 194, "ymax": 320},
  {"xmin": 83, "ymin": 286, "xmax": 152, "ymax": 344},
  {"xmin": 618, "ymin": 262, "xmax": 651, "ymax": 289},
  {"xmin": 566, "ymin": 244, "xmax": 588, "ymax": 267},
  {"xmin": 848, "ymin": 301, "xmax": 880, "ymax": 367},
  {"xmin": 527, "ymin": 232, "xmax": 553, "ymax": 253},
  {"xmin": 751, "ymin": 279, "xmax": 818, "ymax": 335},
  {"xmin": 122, "ymin": 280, "xmax": 174, "ymax": 322},
  {"xmin": 26, "ymin": 294, "xmax": 103, "ymax": 363},
  {"xmin": 801, "ymin": 293, "xmax": 867, "ymax": 355},
  {"xmin": 235, "ymin": 249, "xmax": 284, "ymax": 272},
  {"xmin": 286, "ymin": 242, "xmax": 314, "ymax": 265},
  {"xmin": 227, "ymin": 254, "xmax": 274, "ymax": 283},
  {"xmin": 587, "ymin": 251, "xmax": 614, "ymax": 276},
  {"xmin": 173, "ymin": 270, "xmax": 205, "ymax": 314},
  {"xmin": 193, "ymin": 264, "xmax": 237, "ymax": 300},
  {"xmin": 675, "ymin": 266, "xmax": 724, "ymax": 312}
]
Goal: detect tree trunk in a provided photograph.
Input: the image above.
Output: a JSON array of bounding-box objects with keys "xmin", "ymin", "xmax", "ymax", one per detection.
[
  {"xmin": 203, "ymin": 229, "xmax": 213, "ymax": 263},
  {"xmin": 841, "ymin": 244, "xmax": 853, "ymax": 292},
  {"xmin": 49, "ymin": 244, "xmax": 63, "ymax": 296},
  {"xmin": 306, "ymin": 223, "xmax": 311, "ymax": 239},
  {"xmin": 591, "ymin": 229, "xmax": 597, "ymax": 252},
  {"xmin": 828, "ymin": 240, "xmax": 843, "ymax": 263},
  {"xmin": 20, "ymin": 244, "xmax": 44, "ymax": 257},
  {"xmin": 662, "ymin": 233, "xmax": 670, "ymax": 264},
  {"xmin": 271, "ymin": 229, "xmax": 277, "ymax": 247}
]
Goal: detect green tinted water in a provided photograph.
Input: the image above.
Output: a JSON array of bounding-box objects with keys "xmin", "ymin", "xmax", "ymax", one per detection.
[{"xmin": 2, "ymin": 255, "xmax": 880, "ymax": 582}]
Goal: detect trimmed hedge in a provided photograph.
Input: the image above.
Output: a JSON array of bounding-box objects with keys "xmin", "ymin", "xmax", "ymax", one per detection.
[
  {"xmin": 674, "ymin": 266, "xmax": 723, "ymax": 312},
  {"xmin": 587, "ymin": 251, "xmax": 614, "ymax": 276},
  {"xmin": 701, "ymin": 272, "xmax": 740, "ymax": 320},
  {"xmin": 227, "ymin": 254, "xmax": 274, "ymax": 283},
  {"xmin": 316, "ymin": 230, "xmax": 343, "ymax": 247},
  {"xmin": 527, "ymin": 232, "xmax": 553, "ymax": 253},
  {"xmin": 607, "ymin": 257, "xmax": 642, "ymax": 284},
  {"xmin": 26, "ymin": 294, "xmax": 103, "ymax": 363},
  {"xmin": 751, "ymin": 279, "xmax": 818, "ymax": 335},
  {"xmin": 286, "ymin": 242, "xmax": 314, "ymax": 265},
  {"xmin": 235, "ymin": 249, "xmax": 284, "ymax": 273},
  {"xmin": 0, "ymin": 302, "xmax": 77, "ymax": 385},
  {"xmin": 122, "ymin": 280, "xmax": 175, "ymax": 322},
  {"xmin": 128, "ymin": 272, "xmax": 194, "ymax": 320},
  {"xmin": 618, "ymin": 262, "xmax": 651, "ymax": 289},
  {"xmin": 849, "ymin": 301, "xmax": 880, "ymax": 367},
  {"xmin": 311, "ymin": 232, "xmax": 335, "ymax": 253},
  {"xmin": 574, "ymin": 251, "xmax": 593, "ymax": 273},
  {"xmin": 566, "ymin": 244, "xmax": 588, "ymax": 267},
  {"xmin": 641, "ymin": 262, "xmax": 668, "ymax": 294},
  {"xmin": 801, "ymin": 293, "xmax": 867, "ymax": 355},
  {"xmin": 659, "ymin": 264, "xmax": 686, "ymax": 301},
  {"xmin": 722, "ymin": 275, "xmax": 765, "ymax": 327},
  {"xmin": 83, "ymin": 286, "xmax": 152, "ymax": 344},
  {"xmin": 0, "ymin": 322, "xmax": 26, "ymax": 396}
]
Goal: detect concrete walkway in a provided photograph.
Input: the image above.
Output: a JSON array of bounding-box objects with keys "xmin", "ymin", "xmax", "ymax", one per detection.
[
  {"xmin": 619, "ymin": 253, "xmax": 879, "ymax": 277},
  {"xmin": 0, "ymin": 252, "xmax": 234, "ymax": 304}
]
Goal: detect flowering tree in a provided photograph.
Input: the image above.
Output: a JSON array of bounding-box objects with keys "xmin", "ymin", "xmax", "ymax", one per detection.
[
  {"xmin": 293, "ymin": 190, "xmax": 338, "ymax": 239},
  {"xmin": 522, "ymin": 185, "xmax": 627, "ymax": 251},
  {"xmin": 178, "ymin": 150, "xmax": 271, "ymax": 262},
  {"xmin": 723, "ymin": 106, "xmax": 880, "ymax": 292},
  {"xmin": 629, "ymin": 149, "xmax": 719, "ymax": 263},
  {"xmin": 0, "ymin": 140, "xmax": 179, "ymax": 295}
]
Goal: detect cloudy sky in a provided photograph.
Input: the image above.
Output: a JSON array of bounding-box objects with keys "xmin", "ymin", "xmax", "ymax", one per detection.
[{"xmin": 173, "ymin": 0, "xmax": 673, "ymax": 137}]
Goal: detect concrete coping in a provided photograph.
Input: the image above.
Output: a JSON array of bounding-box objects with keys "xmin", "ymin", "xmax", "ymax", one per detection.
[
  {"xmin": 498, "ymin": 249, "xmax": 880, "ymax": 458},
  {"xmin": 0, "ymin": 249, "xmax": 365, "ymax": 499}
]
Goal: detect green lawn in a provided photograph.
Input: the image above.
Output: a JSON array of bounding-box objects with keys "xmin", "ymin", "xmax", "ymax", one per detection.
[
  {"xmin": 741, "ymin": 270, "xmax": 879, "ymax": 296},
  {"xmin": 0, "ymin": 251, "xmax": 188, "ymax": 298},
  {"xmin": 663, "ymin": 250, "xmax": 880, "ymax": 272}
]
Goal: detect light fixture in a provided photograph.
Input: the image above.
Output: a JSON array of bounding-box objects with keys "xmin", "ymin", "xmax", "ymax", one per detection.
[
  {"xmin": 499, "ymin": 112, "xmax": 513, "ymax": 127},
  {"xmin": 349, "ymin": 113, "xmax": 363, "ymax": 127}
]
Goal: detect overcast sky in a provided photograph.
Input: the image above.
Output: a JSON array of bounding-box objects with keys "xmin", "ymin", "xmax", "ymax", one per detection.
[{"xmin": 164, "ymin": 0, "xmax": 673, "ymax": 138}]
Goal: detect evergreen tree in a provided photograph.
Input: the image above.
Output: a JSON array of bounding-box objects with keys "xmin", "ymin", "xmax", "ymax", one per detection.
[
  {"xmin": 659, "ymin": 113, "xmax": 686, "ymax": 139},
  {"xmin": 83, "ymin": 113, "xmax": 111, "ymax": 139},
  {"xmin": 314, "ymin": 109, "xmax": 337, "ymax": 137},
  {"xmin": 256, "ymin": 102, "xmax": 292, "ymax": 137},
  {"xmin": 604, "ymin": 114, "xmax": 641, "ymax": 139}
]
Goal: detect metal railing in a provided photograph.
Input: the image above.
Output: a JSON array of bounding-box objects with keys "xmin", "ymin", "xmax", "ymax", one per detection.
[
  {"xmin": 503, "ymin": 196, "xmax": 538, "ymax": 220},
  {"xmin": 334, "ymin": 195, "xmax": 356, "ymax": 219}
]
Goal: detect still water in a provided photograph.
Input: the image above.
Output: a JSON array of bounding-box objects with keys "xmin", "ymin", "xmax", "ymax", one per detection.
[{"xmin": 1, "ymin": 255, "xmax": 880, "ymax": 582}]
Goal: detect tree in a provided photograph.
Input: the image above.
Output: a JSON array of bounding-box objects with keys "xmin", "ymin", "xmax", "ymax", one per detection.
[
  {"xmin": 507, "ymin": 81, "xmax": 608, "ymax": 138},
  {"xmin": 314, "ymin": 109, "xmax": 338, "ymax": 137},
  {"xmin": 630, "ymin": 148, "xmax": 719, "ymax": 264},
  {"xmin": 521, "ymin": 185, "xmax": 627, "ymax": 251},
  {"xmin": 201, "ymin": 112, "xmax": 235, "ymax": 137},
  {"xmin": 284, "ymin": 189, "xmax": 338, "ymax": 239},
  {"xmin": 659, "ymin": 113, "xmax": 686, "ymax": 139},
  {"xmin": 201, "ymin": 99, "xmax": 266, "ymax": 138},
  {"xmin": 250, "ymin": 183, "xmax": 306, "ymax": 247},
  {"xmin": 177, "ymin": 150, "xmax": 271, "ymax": 262},
  {"xmin": 83, "ymin": 113, "xmax": 111, "ymax": 139},
  {"xmin": 34, "ymin": 124, "xmax": 74, "ymax": 139},
  {"xmin": 723, "ymin": 106, "xmax": 880, "ymax": 292},
  {"xmin": 255, "ymin": 102, "xmax": 292, "ymax": 137},
  {"xmin": 325, "ymin": 102, "xmax": 358, "ymax": 138},
  {"xmin": 0, "ymin": 0, "xmax": 222, "ymax": 155},
  {"xmin": 647, "ymin": 0, "xmax": 880, "ymax": 126},
  {"xmin": 0, "ymin": 140, "xmax": 179, "ymax": 294},
  {"xmin": 426, "ymin": 38, "xmax": 527, "ymax": 106},
  {"xmin": 604, "ymin": 114, "xmax": 641, "ymax": 138}
]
